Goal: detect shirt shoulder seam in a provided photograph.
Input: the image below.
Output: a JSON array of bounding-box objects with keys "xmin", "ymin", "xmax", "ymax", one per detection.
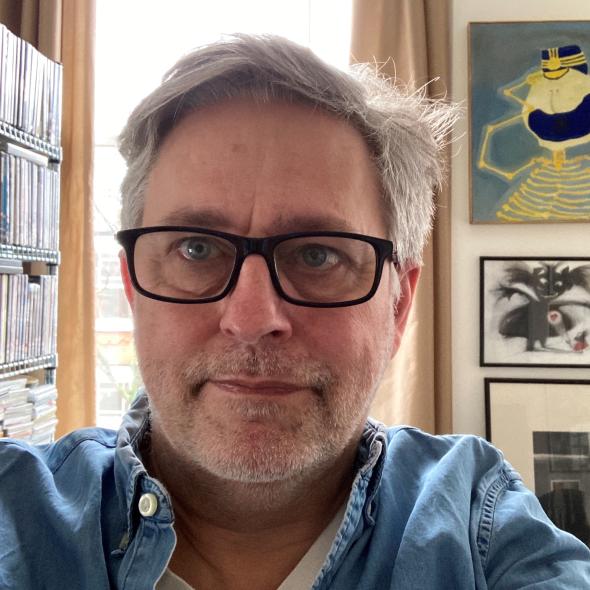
[{"xmin": 50, "ymin": 433, "xmax": 116, "ymax": 474}]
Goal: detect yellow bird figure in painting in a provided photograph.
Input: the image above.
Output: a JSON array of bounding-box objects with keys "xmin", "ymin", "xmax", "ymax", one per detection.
[{"xmin": 479, "ymin": 44, "xmax": 590, "ymax": 221}]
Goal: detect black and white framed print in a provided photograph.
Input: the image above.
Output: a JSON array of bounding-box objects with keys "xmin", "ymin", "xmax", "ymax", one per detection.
[
  {"xmin": 485, "ymin": 378, "xmax": 590, "ymax": 548},
  {"xmin": 480, "ymin": 257, "xmax": 590, "ymax": 367}
]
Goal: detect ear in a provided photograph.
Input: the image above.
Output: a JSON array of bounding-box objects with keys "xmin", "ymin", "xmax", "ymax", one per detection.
[
  {"xmin": 390, "ymin": 266, "xmax": 421, "ymax": 354},
  {"xmin": 119, "ymin": 250, "xmax": 136, "ymax": 311}
]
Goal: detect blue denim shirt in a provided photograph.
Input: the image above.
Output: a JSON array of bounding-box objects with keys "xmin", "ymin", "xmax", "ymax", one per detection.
[{"xmin": 1, "ymin": 391, "xmax": 589, "ymax": 589}]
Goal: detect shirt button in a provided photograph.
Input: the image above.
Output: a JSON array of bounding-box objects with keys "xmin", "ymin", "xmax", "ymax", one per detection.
[{"xmin": 138, "ymin": 493, "xmax": 158, "ymax": 517}]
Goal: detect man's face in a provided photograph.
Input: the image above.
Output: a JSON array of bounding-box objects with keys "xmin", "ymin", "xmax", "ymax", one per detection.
[{"xmin": 121, "ymin": 98, "xmax": 417, "ymax": 484}]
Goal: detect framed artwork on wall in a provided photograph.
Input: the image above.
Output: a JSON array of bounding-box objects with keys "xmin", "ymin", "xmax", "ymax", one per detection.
[
  {"xmin": 469, "ymin": 21, "xmax": 590, "ymax": 223},
  {"xmin": 480, "ymin": 257, "xmax": 590, "ymax": 367},
  {"xmin": 485, "ymin": 378, "xmax": 590, "ymax": 548}
]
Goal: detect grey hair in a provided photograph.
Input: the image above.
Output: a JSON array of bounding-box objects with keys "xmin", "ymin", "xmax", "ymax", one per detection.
[{"xmin": 118, "ymin": 34, "xmax": 457, "ymax": 265}]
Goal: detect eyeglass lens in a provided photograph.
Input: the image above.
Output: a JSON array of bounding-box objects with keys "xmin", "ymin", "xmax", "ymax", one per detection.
[{"xmin": 133, "ymin": 231, "xmax": 378, "ymax": 304}]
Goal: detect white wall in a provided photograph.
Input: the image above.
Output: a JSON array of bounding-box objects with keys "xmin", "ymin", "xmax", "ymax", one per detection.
[{"xmin": 451, "ymin": 1, "xmax": 590, "ymax": 436}]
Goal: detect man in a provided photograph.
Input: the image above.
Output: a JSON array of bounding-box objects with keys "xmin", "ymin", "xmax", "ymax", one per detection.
[{"xmin": 1, "ymin": 34, "xmax": 589, "ymax": 590}]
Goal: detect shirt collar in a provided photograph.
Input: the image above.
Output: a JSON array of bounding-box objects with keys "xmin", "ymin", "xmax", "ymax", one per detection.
[
  {"xmin": 114, "ymin": 388, "xmax": 154, "ymax": 546},
  {"xmin": 357, "ymin": 419, "xmax": 388, "ymax": 524}
]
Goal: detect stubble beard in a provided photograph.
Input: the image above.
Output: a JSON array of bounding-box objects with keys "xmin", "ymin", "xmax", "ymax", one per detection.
[{"xmin": 140, "ymin": 337, "xmax": 393, "ymax": 486}]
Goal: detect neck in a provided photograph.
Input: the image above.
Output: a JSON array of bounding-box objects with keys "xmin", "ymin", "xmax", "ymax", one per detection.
[{"xmin": 144, "ymin": 427, "xmax": 358, "ymax": 590}]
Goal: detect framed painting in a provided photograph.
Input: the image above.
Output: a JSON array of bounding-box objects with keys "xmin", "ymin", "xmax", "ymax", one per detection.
[
  {"xmin": 480, "ymin": 257, "xmax": 590, "ymax": 367},
  {"xmin": 470, "ymin": 21, "xmax": 590, "ymax": 223},
  {"xmin": 485, "ymin": 378, "xmax": 590, "ymax": 548}
]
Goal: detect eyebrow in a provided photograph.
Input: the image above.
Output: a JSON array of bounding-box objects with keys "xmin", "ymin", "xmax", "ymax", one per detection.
[
  {"xmin": 157, "ymin": 207, "xmax": 358, "ymax": 234},
  {"xmin": 159, "ymin": 208, "xmax": 230, "ymax": 228}
]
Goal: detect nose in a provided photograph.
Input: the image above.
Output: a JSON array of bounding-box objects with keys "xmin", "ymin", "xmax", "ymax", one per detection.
[{"xmin": 219, "ymin": 254, "xmax": 293, "ymax": 345}]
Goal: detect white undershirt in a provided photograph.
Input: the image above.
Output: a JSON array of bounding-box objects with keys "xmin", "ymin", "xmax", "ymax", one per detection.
[{"xmin": 156, "ymin": 504, "xmax": 345, "ymax": 590}]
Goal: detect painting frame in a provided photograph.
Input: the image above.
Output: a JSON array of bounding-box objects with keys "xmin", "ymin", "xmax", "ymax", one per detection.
[
  {"xmin": 469, "ymin": 21, "xmax": 590, "ymax": 224},
  {"xmin": 480, "ymin": 256, "xmax": 590, "ymax": 368},
  {"xmin": 485, "ymin": 378, "xmax": 590, "ymax": 547}
]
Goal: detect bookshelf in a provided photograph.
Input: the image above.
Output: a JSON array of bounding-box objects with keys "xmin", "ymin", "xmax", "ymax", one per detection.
[{"xmin": 0, "ymin": 23, "xmax": 62, "ymax": 442}]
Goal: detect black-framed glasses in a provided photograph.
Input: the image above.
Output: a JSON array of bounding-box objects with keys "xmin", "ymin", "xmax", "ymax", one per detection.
[{"xmin": 116, "ymin": 226, "xmax": 397, "ymax": 308}]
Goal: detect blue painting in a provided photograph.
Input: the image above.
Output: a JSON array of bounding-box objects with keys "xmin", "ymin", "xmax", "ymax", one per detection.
[{"xmin": 470, "ymin": 22, "xmax": 590, "ymax": 223}]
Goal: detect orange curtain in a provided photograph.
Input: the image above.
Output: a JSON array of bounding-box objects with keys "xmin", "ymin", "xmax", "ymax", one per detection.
[
  {"xmin": 351, "ymin": 0, "xmax": 452, "ymax": 434},
  {"xmin": 0, "ymin": 0, "xmax": 96, "ymax": 435},
  {"xmin": 56, "ymin": 0, "xmax": 96, "ymax": 435}
]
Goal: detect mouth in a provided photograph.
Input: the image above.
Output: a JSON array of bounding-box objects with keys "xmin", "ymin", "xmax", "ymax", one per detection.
[{"xmin": 209, "ymin": 378, "xmax": 306, "ymax": 396}]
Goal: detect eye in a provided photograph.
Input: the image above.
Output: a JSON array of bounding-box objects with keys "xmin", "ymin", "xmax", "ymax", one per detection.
[
  {"xmin": 178, "ymin": 237, "xmax": 216, "ymax": 261},
  {"xmin": 299, "ymin": 244, "xmax": 339, "ymax": 268},
  {"xmin": 554, "ymin": 280, "xmax": 563, "ymax": 288},
  {"xmin": 538, "ymin": 277, "xmax": 548, "ymax": 285}
]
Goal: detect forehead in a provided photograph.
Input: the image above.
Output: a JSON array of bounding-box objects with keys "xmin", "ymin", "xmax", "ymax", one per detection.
[{"xmin": 143, "ymin": 98, "xmax": 386, "ymax": 236}]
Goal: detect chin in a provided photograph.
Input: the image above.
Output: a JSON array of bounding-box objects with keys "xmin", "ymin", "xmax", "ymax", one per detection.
[
  {"xmin": 186, "ymin": 424, "xmax": 328, "ymax": 484},
  {"xmin": 155, "ymin": 396, "xmax": 351, "ymax": 486}
]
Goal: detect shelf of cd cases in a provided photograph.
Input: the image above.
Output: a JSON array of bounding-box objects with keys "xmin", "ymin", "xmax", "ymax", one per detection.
[
  {"xmin": 0, "ymin": 245, "xmax": 59, "ymax": 264},
  {"xmin": 0, "ymin": 23, "xmax": 63, "ymax": 157},
  {"xmin": 0, "ymin": 354, "xmax": 57, "ymax": 379},
  {"xmin": 0, "ymin": 121, "xmax": 61, "ymax": 163},
  {"xmin": 0, "ymin": 140, "xmax": 60, "ymax": 256},
  {"xmin": 0, "ymin": 272, "xmax": 58, "ymax": 370}
]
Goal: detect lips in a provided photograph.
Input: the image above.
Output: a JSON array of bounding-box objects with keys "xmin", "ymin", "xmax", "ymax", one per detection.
[{"xmin": 210, "ymin": 379, "xmax": 304, "ymax": 396}]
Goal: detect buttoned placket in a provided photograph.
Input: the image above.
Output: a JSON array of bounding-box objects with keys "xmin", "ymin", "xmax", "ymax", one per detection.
[
  {"xmin": 116, "ymin": 474, "xmax": 177, "ymax": 590},
  {"xmin": 110, "ymin": 395, "xmax": 178, "ymax": 590}
]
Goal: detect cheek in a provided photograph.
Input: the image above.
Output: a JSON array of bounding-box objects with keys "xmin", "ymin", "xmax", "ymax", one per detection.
[
  {"xmin": 133, "ymin": 299, "xmax": 218, "ymax": 359},
  {"xmin": 298, "ymin": 302, "xmax": 394, "ymax": 368}
]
